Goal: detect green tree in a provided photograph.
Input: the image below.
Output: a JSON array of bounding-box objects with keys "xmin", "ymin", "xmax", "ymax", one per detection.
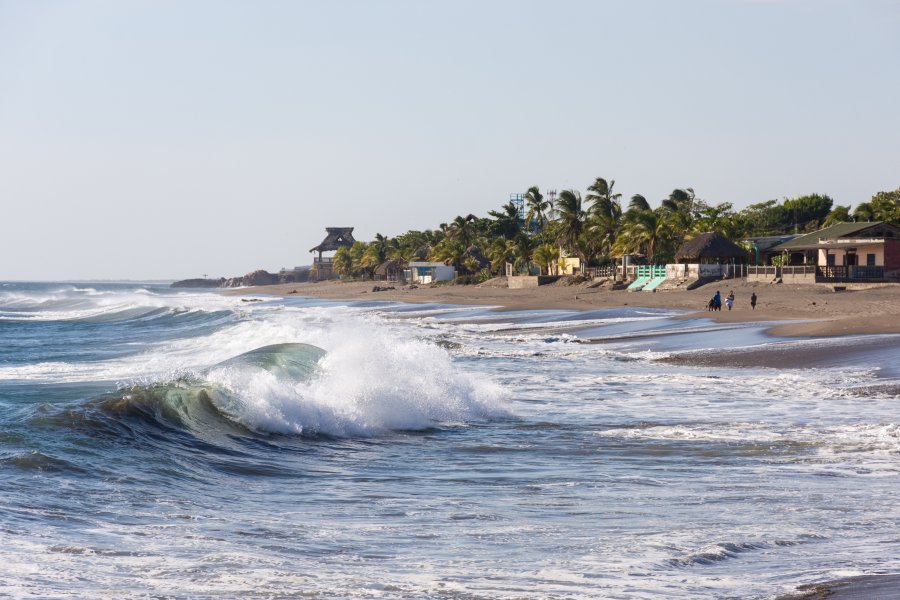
[
  {"xmin": 524, "ymin": 186, "xmax": 551, "ymax": 242},
  {"xmin": 854, "ymin": 188, "xmax": 900, "ymax": 225},
  {"xmin": 614, "ymin": 207, "xmax": 668, "ymax": 263},
  {"xmin": 488, "ymin": 201, "xmax": 522, "ymax": 240},
  {"xmin": 782, "ymin": 193, "xmax": 833, "ymax": 232},
  {"xmin": 445, "ymin": 214, "xmax": 477, "ymax": 247},
  {"xmin": 332, "ymin": 246, "xmax": 353, "ymax": 277},
  {"xmin": 823, "ymin": 205, "xmax": 852, "ymax": 226},
  {"xmin": 585, "ymin": 177, "xmax": 622, "ymax": 260},
  {"xmin": 554, "ymin": 189, "xmax": 587, "ymax": 261},
  {"xmin": 532, "ymin": 243, "xmax": 560, "ymax": 276}
]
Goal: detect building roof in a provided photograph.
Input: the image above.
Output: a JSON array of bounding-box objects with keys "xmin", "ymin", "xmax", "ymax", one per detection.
[
  {"xmin": 773, "ymin": 222, "xmax": 898, "ymax": 251},
  {"xmin": 374, "ymin": 258, "xmax": 405, "ymax": 276},
  {"xmin": 409, "ymin": 262, "xmax": 451, "ymax": 268},
  {"xmin": 309, "ymin": 227, "xmax": 356, "ymax": 253},
  {"xmin": 742, "ymin": 234, "xmax": 799, "ymax": 251},
  {"xmin": 674, "ymin": 232, "xmax": 747, "ymax": 261}
]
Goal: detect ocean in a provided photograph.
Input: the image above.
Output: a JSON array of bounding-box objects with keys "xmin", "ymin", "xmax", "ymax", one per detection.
[{"xmin": 2, "ymin": 281, "xmax": 899, "ymax": 599}]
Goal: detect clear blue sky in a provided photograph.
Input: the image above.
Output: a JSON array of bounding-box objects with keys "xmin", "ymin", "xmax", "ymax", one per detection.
[{"xmin": 1, "ymin": 0, "xmax": 898, "ymax": 280}]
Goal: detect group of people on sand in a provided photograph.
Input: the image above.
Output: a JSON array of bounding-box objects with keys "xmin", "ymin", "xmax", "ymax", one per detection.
[{"xmin": 708, "ymin": 290, "xmax": 757, "ymax": 311}]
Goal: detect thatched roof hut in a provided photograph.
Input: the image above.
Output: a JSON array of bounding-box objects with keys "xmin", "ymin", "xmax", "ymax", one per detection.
[
  {"xmin": 309, "ymin": 227, "xmax": 355, "ymax": 254},
  {"xmin": 374, "ymin": 258, "xmax": 405, "ymax": 280},
  {"xmin": 675, "ymin": 232, "xmax": 747, "ymax": 264}
]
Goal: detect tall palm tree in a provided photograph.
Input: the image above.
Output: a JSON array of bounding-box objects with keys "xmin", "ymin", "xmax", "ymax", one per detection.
[
  {"xmin": 586, "ymin": 177, "xmax": 623, "ymax": 258},
  {"xmin": 614, "ymin": 208, "xmax": 667, "ymax": 263},
  {"xmin": 488, "ymin": 237, "xmax": 516, "ymax": 275},
  {"xmin": 446, "ymin": 214, "xmax": 477, "ymax": 247},
  {"xmin": 554, "ymin": 189, "xmax": 586, "ymax": 262},
  {"xmin": 628, "ymin": 194, "xmax": 652, "ymax": 212},
  {"xmin": 524, "ymin": 186, "xmax": 551, "ymax": 242}
]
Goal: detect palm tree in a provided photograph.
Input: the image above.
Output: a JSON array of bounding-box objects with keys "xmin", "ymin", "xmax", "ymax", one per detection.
[
  {"xmin": 488, "ymin": 202, "xmax": 521, "ymax": 239},
  {"xmin": 488, "ymin": 237, "xmax": 515, "ymax": 275},
  {"xmin": 332, "ymin": 246, "xmax": 353, "ymax": 277},
  {"xmin": 532, "ymin": 243, "xmax": 560, "ymax": 276},
  {"xmin": 429, "ymin": 237, "xmax": 466, "ymax": 271},
  {"xmin": 524, "ymin": 186, "xmax": 551, "ymax": 242},
  {"xmin": 614, "ymin": 208, "xmax": 667, "ymax": 263},
  {"xmin": 554, "ymin": 189, "xmax": 586, "ymax": 262},
  {"xmin": 628, "ymin": 194, "xmax": 652, "ymax": 212},
  {"xmin": 585, "ymin": 178, "xmax": 623, "ymax": 259},
  {"xmin": 359, "ymin": 244, "xmax": 383, "ymax": 278},
  {"xmin": 445, "ymin": 214, "xmax": 477, "ymax": 247}
]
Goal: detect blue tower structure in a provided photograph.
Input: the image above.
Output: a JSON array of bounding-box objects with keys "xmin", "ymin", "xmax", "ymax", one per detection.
[{"xmin": 509, "ymin": 193, "xmax": 525, "ymax": 223}]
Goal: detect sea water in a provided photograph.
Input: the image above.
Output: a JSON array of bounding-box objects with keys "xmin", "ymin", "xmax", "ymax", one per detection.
[{"xmin": 1, "ymin": 281, "xmax": 899, "ymax": 599}]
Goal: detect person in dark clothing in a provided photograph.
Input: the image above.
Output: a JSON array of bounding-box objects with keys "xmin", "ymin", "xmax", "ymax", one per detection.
[
  {"xmin": 713, "ymin": 291, "xmax": 722, "ymax": 311},
  {"xmin": 750, "ymin": 292, "xmax": 757, "ymax": 310}
]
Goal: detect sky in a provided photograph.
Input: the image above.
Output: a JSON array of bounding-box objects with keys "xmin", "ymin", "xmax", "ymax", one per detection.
[{"xmin": 1, "ymin": 0, "xmax": 898, "ymax": 280}]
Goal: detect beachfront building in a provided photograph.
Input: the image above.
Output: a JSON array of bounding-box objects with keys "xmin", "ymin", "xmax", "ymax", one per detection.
[
  {"xmin": 672, "ymin": 231, "xmax": 748, "ymax": 278},
  {"xmin": 406, "ymin": 262, "xmax": 456, "ymax": 284},
  {"xmin": 768, "ymin": 222, "xmax": 900, "ymax": 283},
  {"xmin": 309, "ymin": 227, "xmax": 356, "ymax": 281}
]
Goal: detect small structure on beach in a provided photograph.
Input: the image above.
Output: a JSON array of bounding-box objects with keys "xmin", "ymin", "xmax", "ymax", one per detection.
[
  {"xmin": 769, "ymin": 221, "xmax": 900, "ymax": 282},
  {"xmin": 309, "ymin": 227, "xmax": 356, "ymax": 280},
  {"xmin": 406, "ymin": 262, "xmax": 456, "ymax": 284},
  {"xmin": 670, "ymin": 232, "xmax": 749, "ymax": 280},
  {"xmin": 374, "ymin": 258, "xmax": 406, "ymax": 282},
  {"xmin": 675, "ymin": 232, "xmax": 748, "ymax": 265}
]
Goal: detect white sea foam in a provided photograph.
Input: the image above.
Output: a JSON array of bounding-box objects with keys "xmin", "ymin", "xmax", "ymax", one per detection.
[{"xmin": 205, "ymin": 324, "xmax": 510, "ymax": 436}]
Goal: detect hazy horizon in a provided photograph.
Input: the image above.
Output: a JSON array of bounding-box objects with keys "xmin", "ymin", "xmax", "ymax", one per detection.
[{"xmin": 2, "ymin": 0, "xmax": 898, "ymax": 280}]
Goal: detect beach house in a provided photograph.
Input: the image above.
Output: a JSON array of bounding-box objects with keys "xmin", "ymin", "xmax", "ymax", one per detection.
[
  {"xmin": 769, "ymin": 222, "xmax": 900, "ymax": 283},
  {"xmin": 406, "ymin": 262, "xmax": 456, "ymax": 284}
]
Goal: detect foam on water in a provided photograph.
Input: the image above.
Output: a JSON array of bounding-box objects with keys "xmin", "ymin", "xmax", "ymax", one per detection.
[
  {"xmin": 203, "ymin": 331, "xmax": 509, "ymax": 436},
  {"xmin": 4, "ymin": 282, "xmax": 900, "ymax": 599}
]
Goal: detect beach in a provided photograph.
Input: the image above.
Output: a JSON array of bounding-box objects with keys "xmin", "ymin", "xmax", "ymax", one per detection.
[{"xmin": 226, "ymin": 278, "xmax": 900, "ymax": 338}]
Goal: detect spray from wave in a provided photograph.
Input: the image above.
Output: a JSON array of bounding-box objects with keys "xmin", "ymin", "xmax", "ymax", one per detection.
[{"xmin": 48, "ymin": 338, "xmax": 509, "ymax": 440}]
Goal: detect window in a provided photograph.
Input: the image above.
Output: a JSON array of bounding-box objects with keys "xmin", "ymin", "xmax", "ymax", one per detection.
[
  {"xmin": 826, "ymin": 254, "xmax": 835, "ymax": 266},
  {"xmin": 867, "ymin": 253, "xmax": 876, "ymax": 266}
]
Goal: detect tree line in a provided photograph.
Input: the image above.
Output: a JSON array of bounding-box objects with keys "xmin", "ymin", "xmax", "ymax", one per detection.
[{"xmin": 328, "ymin": 181, "xmax": 900, "ymax": 280}]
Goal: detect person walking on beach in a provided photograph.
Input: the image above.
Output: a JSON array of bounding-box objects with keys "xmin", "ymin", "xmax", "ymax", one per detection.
[
  {"xmin": 725, "ymin": 291, "xmax": 734, "ymax": 311},
  {"xmin": 713, "ymin": 291, "xmax": 721, "ymax": 311},
  {"xmin": 750, "ymin": 292, "xmax": 757, "ymax": 310}
]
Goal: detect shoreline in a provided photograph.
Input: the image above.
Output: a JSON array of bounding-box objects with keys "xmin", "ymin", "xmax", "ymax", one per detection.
[{"xmin": 222, "ymin": 279, "xmax": 900, "ymax": 338}]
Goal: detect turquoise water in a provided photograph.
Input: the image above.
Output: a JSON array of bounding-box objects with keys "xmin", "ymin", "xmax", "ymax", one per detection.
[{"xmin": 2, "ymin": 282, "xmax": 899, "ymax": 598}]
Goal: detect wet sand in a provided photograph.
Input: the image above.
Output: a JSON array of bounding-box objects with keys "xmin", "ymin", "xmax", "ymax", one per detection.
[{"xmin": 225, "ymin": 278, "xmax": 900, "ymax": 337}]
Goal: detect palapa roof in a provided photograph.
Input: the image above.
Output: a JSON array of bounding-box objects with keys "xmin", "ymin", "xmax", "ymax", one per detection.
[
  {"xmin": 675, "ymin": 232, "xmax": 747, "ymax": 261},
  {"xmin": 374, "ymin": 258, "xmax": 405, "ymax": 276},
  {"xmin": 309, "ymin": 227, "xmax": 355, "ymax": 253},
  {"xmin": 772, "ymin": 222, "xmax": 898, "ymax": 251}
]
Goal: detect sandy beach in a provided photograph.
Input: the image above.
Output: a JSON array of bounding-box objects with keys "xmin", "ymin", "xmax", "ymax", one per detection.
[{"xmin": 225, "ymin": 278, "xmax": 900, "ymax": 338}]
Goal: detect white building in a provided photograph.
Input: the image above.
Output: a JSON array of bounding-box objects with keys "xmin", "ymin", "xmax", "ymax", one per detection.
[{"xmin": 407, "ymin": 262, "xmax": 456, "ymax": 284}]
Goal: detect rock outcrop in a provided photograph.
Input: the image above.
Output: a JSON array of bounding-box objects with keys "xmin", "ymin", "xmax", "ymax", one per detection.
[
  {"xmin": 170, "ymin": 278, "xmax": 226, "ymax": 288},
  {"xmin": 173, "ymin": 267, "xmax": 311, "ymax": 289}
]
